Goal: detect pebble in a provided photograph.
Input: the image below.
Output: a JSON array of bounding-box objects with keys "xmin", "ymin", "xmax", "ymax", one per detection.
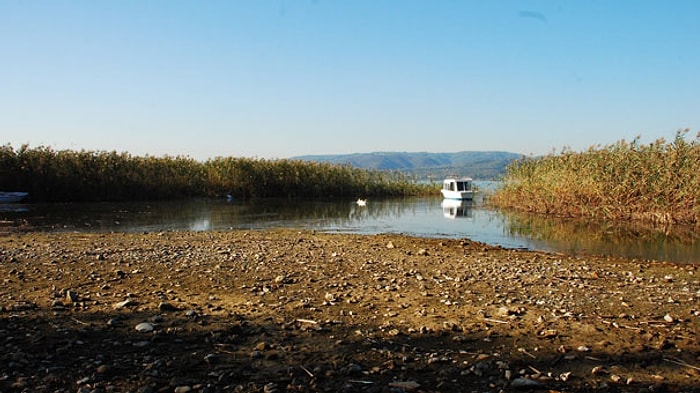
[
  {"xmin": 263, "ymin": 383, "xmax": 280, "ymax": 393},
  {"xmin": 159, "ymin": 302, "xmax": 179, "ymax": 311},
  {"xmin": 114, "ymin": 299, "xmax": 136, "ymax": 309},
  {"xmin": 135, "ymin": 322, "xmax": 155, "ymax": 332},
  {"xmin": 510, "ymin": 377, "xmax": 547, "ymax": 390},
  {"xmin": 65, "ymin": 290, "xmax": 78, "ymax": 303},
  {"xmin": 389, "ymin": 381, "xmax": 420, "ymax": 390}
]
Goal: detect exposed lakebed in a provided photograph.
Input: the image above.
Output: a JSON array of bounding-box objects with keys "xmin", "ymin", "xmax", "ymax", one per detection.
[{"xmin": 1, "ymin": 230, "xmax": 698, "ymax": 392}]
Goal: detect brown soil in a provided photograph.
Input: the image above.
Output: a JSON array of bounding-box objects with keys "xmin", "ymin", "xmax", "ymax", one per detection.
[{"xmin": 0, "ymin": 229, "xmax": 698, "ymax": 393}]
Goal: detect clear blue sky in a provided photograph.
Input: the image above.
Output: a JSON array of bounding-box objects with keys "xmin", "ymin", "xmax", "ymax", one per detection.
[{"xmin": 2, "ymin": 1, "xmax": 698, "ymax": 160}]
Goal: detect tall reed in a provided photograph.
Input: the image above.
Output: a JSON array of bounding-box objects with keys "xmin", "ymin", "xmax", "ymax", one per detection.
[
  {"xmin": 0, "ymin": 145, "xmax": 430, "ymax": 202},
  {"xmin": 490, "ymin": 130, "xmax": 699, "ymax": 226}
]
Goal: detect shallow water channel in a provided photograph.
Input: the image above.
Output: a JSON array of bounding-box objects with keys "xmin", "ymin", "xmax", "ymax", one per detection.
[{"xmin": 2, "ymin": 196, "xmax": 697, "ymax": 264}]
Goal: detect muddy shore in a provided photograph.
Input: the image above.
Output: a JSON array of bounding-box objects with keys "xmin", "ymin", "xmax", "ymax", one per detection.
[{"xmin": 1, "ymin": 229, "xmax": 698, "ymax": 392}]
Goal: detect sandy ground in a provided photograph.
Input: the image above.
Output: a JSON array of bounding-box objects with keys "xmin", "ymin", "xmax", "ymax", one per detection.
[{"xmin": 0, "ymin": 229, "xmax": 698, "ymax": 393}]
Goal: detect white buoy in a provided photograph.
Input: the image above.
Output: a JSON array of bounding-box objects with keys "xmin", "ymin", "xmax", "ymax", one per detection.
[{"xmin": 356, "ymin": 199, "xmax": 367, "ymax": 206}]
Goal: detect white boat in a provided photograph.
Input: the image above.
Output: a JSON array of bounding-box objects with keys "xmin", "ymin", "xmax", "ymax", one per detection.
[
  {"xmin": 440, "ymin": 178, "xmax": 474, "ymax": 200},
  {"xmin": 0, "ymin": 192, "xmax": 29, "ymax": 203}
]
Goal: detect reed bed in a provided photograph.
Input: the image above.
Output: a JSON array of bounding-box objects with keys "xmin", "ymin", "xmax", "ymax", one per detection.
[
  {"xmin": 490, "ymin": 130, "xmax": 699, "ymax": 226},
  {"xmin": 0, "ymin": 145, "xmax": 430, "ymax": 202}
]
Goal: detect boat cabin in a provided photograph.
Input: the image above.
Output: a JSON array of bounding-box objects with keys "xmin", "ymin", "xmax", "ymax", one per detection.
[{"xmin": 440, "ymin": 178, "xmax": 474, "ymax": 200}]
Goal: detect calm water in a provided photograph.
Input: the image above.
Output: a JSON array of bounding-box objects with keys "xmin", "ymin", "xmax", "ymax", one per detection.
[{"xmin": 2, "ymin": 195, "xmax": 697, "ymax": 264}]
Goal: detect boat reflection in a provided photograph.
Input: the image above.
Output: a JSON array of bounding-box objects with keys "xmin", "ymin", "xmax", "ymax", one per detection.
[
  {"xmin": 0, "ymin": 204, "xmax": 30, "ymax": 213},
  {"xmin": 441, "ymin": 199, "xmax": 473, "ymax": 219}
]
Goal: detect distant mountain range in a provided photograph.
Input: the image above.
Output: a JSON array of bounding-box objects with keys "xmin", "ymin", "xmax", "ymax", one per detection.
[{"xmin": 292, "ymin": 151, "xmax": 522, "ymax": 180}]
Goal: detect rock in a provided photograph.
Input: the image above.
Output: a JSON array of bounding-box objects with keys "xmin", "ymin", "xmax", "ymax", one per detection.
[
  {"xmin": 497, "ymin": 306, "xmax": 514, "ymax": 317},
  {"xmin": 591, "ymin": 366, "xmax": 607, "ymax": 375},
  {"xmin": 342, "ymin": 363, "xmax": 363, "ymax": 376},
  {"xmin": 324, "ymin": 292, "xmax": 337, "ymax": 302},
  {"xmin": 204, "ymin": 353, "xmax": 220, "ymax": 364},
  {"xmin": 263, "ymin": 383, "xmax": 280, "ymax": 393},
  {"xmin": 135, "ymin": 322, "xmax": 155, "ymax": 333},
  {"xmin": 538, "ymin": 329, "xmax": 558, "ymax": 338},
  {"xmin": 510, "ymin": 377, "xmax": 547, "ymax": 390},
  {"xmin": 65, "ymin": 291, "xmax": 78, "ymax": 303},
  {"xmin": 159, "ymin": 302, "xmax": 179, "ymax": 311},
  {"xmin": 386, "ymin": 241, "xmax": 395, "ymax": 249},
  {"xmin": 174, "ymin": 386, "xmax": 192, "ymax": 393},
  {"xmin": 114, "ymin": 299, "xmax": 136, "ymax": 309},
  {"xmin": 255, "ymin": 342, "xmax": 268, "ymax": 351},
  {"xmin": 389, "ymin": 381, "xmax": 420, "ymax": 390},
  {"xmin": 273, "ymin": 275, "xmax": 287, "ymax": 284},
  {"xmin": 151, "ymin": 315, "xmax": 164, "ymax": 323}
]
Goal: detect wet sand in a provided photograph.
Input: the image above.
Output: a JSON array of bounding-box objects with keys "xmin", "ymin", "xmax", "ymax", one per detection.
[{"xmin": 1, "ymin": 229, "xmax": 698, "ymax": 392}]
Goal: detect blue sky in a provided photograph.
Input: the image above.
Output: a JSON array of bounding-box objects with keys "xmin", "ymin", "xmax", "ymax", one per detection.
[{"xmin": 2, "ymin": 1, "xmax": 698, "ymax": 160}]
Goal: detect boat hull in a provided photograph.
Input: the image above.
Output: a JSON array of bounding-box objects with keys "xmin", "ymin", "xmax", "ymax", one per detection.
[{"xmin": 440, "ymin": 189, "xmax": 474, "ymax": 200}]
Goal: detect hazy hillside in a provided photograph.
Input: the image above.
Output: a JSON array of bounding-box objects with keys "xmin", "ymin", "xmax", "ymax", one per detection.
[{"xmin": 292, "ymin": 151, "xmax": 522, "ymax": 180}]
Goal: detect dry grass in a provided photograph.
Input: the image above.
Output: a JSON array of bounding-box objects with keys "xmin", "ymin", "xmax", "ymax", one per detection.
[{"xmin": 491, "ymin": 130, "xmax": 699, "ymax": 226}]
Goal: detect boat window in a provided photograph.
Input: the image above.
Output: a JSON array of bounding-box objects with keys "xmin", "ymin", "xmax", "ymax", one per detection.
[{"xmin": 457, "ymin": 182, "xmax": 465, "ymax": 191}]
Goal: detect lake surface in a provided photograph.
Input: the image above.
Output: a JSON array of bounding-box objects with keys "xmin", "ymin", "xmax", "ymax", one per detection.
[{"xmin": 2, "ymin": 196, "xmax": 697, "ymax": 264}]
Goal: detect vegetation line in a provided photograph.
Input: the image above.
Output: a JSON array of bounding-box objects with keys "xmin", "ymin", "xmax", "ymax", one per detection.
[
  {"xmin": 490, "ymin": 130, "xmax": 699, "ymax": 226},
  {"xmin": 0, "ymin": 145, "xmax": 432, "ymax": 202}
]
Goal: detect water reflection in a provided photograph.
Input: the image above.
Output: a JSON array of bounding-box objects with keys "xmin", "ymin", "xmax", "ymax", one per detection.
[
  {"xmin": 441, "ymin": 199, "xmax": 473, "ymax": 219},
  {"xmin": 0, "ymin": 205, "xmax": 30, "ymax": 213},
  {"xmin": 0, "ymin": 197, "xmax": 696, "ymax": 264},
  {"xmin": 501, "ymin": 212, "xmax": 698, "ymax": 263}
]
